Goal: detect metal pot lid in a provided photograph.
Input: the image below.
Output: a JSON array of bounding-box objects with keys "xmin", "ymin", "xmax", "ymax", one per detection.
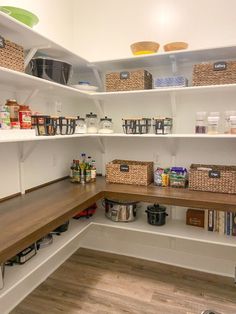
[
  {"xmin": 147, "ymin": 204, "xmax": 166, "ymax": 212},
  {"xmin": 105, "ymin": 198, "xmax": 139, "ymax": 205},
  {"xmin": 77, "ymin": 116, "xmax": 85, "ymax": 121}
]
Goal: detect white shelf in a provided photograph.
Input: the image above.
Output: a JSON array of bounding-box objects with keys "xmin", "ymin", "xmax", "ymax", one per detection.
[
  {"xmin": 0, "ymin": 218, "xmax": 90, "ymax": 314},
  {"xmin": 0, "ymin": 67, "xmax": 92, "ymax": 100},
  {"xmin": 0, "ymin": 12, "xmax": 89, "ymax": 71},
  {"xmin": 1, "ymin": 130, "xmax": 236, "ymax": 144},
  {"xmin": 92, "ymin": 84, "xmax": 236, "ymax": 100},
  {"xmin": 93, "ymin": 44, "xmax": 236, "ymax": 71},
  {"xmin": 92, "ymin": 209, "xmax": 236, "ymax": 248}
]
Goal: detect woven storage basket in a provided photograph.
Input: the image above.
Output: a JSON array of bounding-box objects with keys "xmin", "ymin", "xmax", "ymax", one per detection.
[
  {"xmin": 0, "ymin": 36, "xmax": 24, "ymax": 72},
  {"xmin": 193, "ymin": 61, "xmax": 236, "ymax": 86},
  {"xmin": 189, "ymin": 164, "xmax": 236, "ymax": 194},
  {"xmin": 106, "ymin": 69, "xmax": 152, "ymax": 92},
  {"xmin": 106, "ymin": 160, "xmax": 153, "ymax": 186}
]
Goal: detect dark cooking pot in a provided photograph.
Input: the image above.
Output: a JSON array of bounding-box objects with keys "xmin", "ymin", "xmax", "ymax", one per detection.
[
  {"xmin": 145, "ymin": 204, "xmax": 168, "ymax": 226},
  {"xmin": 30, "ymin": 57, "xmax": 72, "ymax": 85}
]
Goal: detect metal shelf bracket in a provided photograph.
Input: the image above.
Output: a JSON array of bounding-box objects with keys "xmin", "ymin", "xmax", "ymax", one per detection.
[{"xmin": 18, "ymin": 142, "xmax": 38, "ymax": 194}]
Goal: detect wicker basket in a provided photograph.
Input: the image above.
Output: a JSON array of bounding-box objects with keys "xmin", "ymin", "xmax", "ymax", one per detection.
[
  {"xmin": 106, "ymin": 160, "xmax": 153, "ymax": 186},
  {"xmin": 106, "ymin": 69, "xmax": 152, "ymax": 92},
  {"xmin": 0, "ymin": 36, "xmax": 24, "ymax": 72},
  {"xmin": 189, "ymin": 164, "xmax": 236, "ymax": 194},
  {"xmin": 192, "ymin": 61, "xmax": 236, "ymax": 86}
]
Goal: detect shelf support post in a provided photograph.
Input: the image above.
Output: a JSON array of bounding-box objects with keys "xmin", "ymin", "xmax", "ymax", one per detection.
[
  {"xmin": 169, "ymin": 55, "xmax": 178, "ymax": 75},
  {"xmin": 21, "ymin": 89, "xmax": 39, "ymax": 105},
  {"xmin": 88, "ymin": 64, "xmax": 104, "ymax": 91},
  {"xmin": 170, "ymin": 92, "xmax": 177, "ymax": 133},
  {"xmin": 18, "ymin": 142, "xmax": 38, "ymax": 194}
]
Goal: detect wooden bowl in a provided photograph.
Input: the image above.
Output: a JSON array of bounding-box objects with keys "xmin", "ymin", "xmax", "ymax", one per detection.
[
  {"xmin": 163, "ymin": 42, "xmax": 188, "ymax": 52},
  {"xmin": 130, "ymin": 41, "xmax": 160, "ymax": 55}
]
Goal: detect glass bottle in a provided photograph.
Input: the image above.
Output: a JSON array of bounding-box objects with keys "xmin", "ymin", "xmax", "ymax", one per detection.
[
  {"xmin": 86, "ymin": 112, "xmax": 98, "ymax": 134},
  {"xmin": 224, "ymin": 111, "xmax": 236, "ymax": 134},
  {"xmin": 73, "ymin": 160, "xmax": 81, "ymax": 183},
  {"xmin": 230, "ymin": 116, "xmax": 236, "ymax": 134},
  {"xmin": 5, "ymin": 99, "xmax": 20, "ymax": 128},
  {"xmin": 85, "ymin": 156, "xmax": 92, "ymax": 183},
  {"xmin": 98, "ymin": 116, "xmax": 114, "ymax": 134},
  {"xmin": 75, "ymin": 116, "xmax": 87, "ymax": 134},
  {"xmin": 80, "ymin": 153, "xmax": 86, "ymax": 184},
  {"xmin": 90, "ymin": 160, "xmax": 97, "ymax": 182},
  {"xmin": 195, "ymin": 112, "xmax": 206, "ymax": 134},
  {"xmin": 207, "ymin": 115, "xmax": 220, "ymax": 134}
]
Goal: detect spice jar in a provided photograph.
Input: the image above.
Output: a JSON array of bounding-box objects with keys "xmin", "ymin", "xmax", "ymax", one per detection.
[
  {"xmin": 19, "ymin": 105, "xmax": 32, "ymax": 129},
  {"xmin": 98, "ymin": 116, "xmax": 114, "ymax": 134},
  {"xmin": 0, "ymin": 106, "xmax": 11, "ymax": 129},
  {"xmin": 230, "ymin": 116, "xmax": 236, "ymax": 134},
  {"xmin": 195, "ymin": 112, "xmax": 206, "ymax": 134},
  {"xmin": 224, "ymin": 111, "xmax": 236, "ymax": 134},
  {"xmin": 75, "ymin": 116, "xmax": 87, "ymax": 134},
  {"xmin": 86, "ymin": 112, "xmax": 98, "ymax": 133},
  {"xmin": 153, "ymin": 117, "xmax": 172, "ymax": 135},
  {"xmin": 5, "ymin": 99, "xmax": 20, "ymax": 128}
]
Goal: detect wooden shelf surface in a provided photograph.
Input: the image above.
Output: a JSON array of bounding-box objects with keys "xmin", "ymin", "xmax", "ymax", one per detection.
[{"xmin": 1, "ymin": 177, "xmax": 236, "ymax": 262}]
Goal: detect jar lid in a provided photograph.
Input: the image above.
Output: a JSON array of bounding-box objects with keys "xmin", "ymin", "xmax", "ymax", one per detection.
[
  {"xmin": 77, "ymin": 116, "xmax": 85, "ymax": 121},
  {"xmin": 6, "ymin": 99, "xmax": 18, "ymax": 103},
  {"xmin": 86, "ymin": 112, "xmax": 97, "ymax": 118},
  {"xmin": 208, "ymin": 116, "xmax": 219, "ymax": 122},
  {"xmin": 147, "ymin": 204, "xmax": 166, "ymax": 212},
  {"xmin": 230, "ymin": 115, "xmax": 236, "ymax": 121},
  {"xmin": 100, "ymin": 116, "xmax": 112, "ymax": 122}
]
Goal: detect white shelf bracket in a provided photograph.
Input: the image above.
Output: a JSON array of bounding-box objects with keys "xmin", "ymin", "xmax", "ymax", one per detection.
[
  {"xmin": 22, "ymin": 88, "xmax": 40, "ymax": 105},
  {"xmin": 169, "ymin": 55, "xmax": 178, "ymax": 75},
  {"xmin": 97, "ymin": 137, "xmax": 105, "ymax": 154},
  {"xmin": 94, "ymin": 99, "xmax": 105, "ymax": 117},
  {"xmin": 88, "ymin": 64, "xmax": 104, "ymax": 91},
  {"xmin": 24, "ymin": 44, "xmax": 52, "ymax": 69},
  {"xmin": 170, "ymin": 92, "xmax": 177, "ymax": 133},
  {"xmin": 24, "ymin": 48, "xmax": 38, "ymax": 69},
  {"xmin": 18, "ymin": 142, "xmax": 38, "ymax": 194}
]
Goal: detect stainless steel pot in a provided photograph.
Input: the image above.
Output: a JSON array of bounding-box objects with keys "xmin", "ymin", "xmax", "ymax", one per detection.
[{"xmin": 103, "ymin": 198, "xmax": 139, "ymax": 222}]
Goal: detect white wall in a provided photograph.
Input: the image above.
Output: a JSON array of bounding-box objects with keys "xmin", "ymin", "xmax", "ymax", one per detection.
[{"xmin": 73, "ymin": 0, "xmax": 236, "ymax": 61}]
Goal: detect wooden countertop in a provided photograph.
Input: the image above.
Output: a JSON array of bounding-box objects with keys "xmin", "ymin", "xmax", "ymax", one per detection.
[{"xmin": 1, "ymin": 177, "xmax": 236, "ymax": 262}]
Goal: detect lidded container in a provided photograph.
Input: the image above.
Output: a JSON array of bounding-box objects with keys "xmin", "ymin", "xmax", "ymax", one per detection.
[
  {"xmin": 58, "ymin": 117, "xmax": 76, "ymax": 135},
  {"xmin": 195, "ymin": 112, "xmax": 206, "ymax": 134},
  {"xmin": 5, "ymin": 99, "xmax": 20, "ymax": 125},
  {"xmin": 75, "ymin": 116, "xmax": 87, "ymax": 134},
  {"xmin": 207, "ymin": 112, "xmax": 220, "ymax": 134},
  {"xmin": 153, "ymin": 117, "xmax": 172, "ymax": 135},
  {"xmin": 98, "ymin": 116, "xmax": 114, "ymax": 134},
  {"xmin": 229, "ymin": 116, "xmax": 236, "ymax": 134},
  {"xmin": 86, "ymin": 112, "xmax": 98, "ymax": 133},
  {"xmin": 224, "ymin": 111, "xmax": 236, "ymax": 134},
  {"xmin": 19, "ymin": 105, "xmax": 32, "ymax": 129},
  {"xmin": 145, "ymin": 204, "xmax": 168, "ymax": 226},
  {"xmin": 122, "ymin": 118, "xmax": 151, "ymax": 134}
]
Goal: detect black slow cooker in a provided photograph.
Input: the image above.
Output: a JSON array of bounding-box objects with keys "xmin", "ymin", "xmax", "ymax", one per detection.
[{"xmin": 145, "ymin": 204, "xmax": 168, "ymax": 226}]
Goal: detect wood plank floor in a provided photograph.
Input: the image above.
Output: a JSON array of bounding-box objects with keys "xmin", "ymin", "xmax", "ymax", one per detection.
[{"xmin": 11, "ymin": 248, "xmax": 236, "ymax": 314}]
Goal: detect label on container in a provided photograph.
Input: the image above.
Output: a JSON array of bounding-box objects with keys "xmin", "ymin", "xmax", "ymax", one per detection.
[
  {"xmin": 120, "ymin": 165, "xmax": 129, "ymax": 172},
  {"xmin": 120, "ymin": 71, "xmax": 130, "ymax": 80},
  {"xmin": 209, "ymin": 170, "xmax": 221, "ymax": 178},
  {"xmin": 213, "ymin": 61, "xmax": 227, "ymax": 71},
  {"xmin": 91, "ymin": 169, "xmax": 96, "ymax": 179},
  {"xmin": 0, "ymin": 36, "xmax": 5, "ymax": 48},
  {"xmin": 19, "ymin": 111, "xmax": 32, "ymax": 129}
]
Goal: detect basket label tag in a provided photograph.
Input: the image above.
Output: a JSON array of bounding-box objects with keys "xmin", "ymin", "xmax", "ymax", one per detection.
[
  {"xmin": 209, "ymin": 170, "xmax": 221, "ymax": 178},
  {"xmin": 213, "ymin": 61, "xmax": 227, "ymax": 71},
  {"xmin": 0, "ymin": 36, "xmax": 5, "ymax": 48},
  {"xmin": 120, "ymin": 164, "xmax": 129, "ymax": 172},
  {"xmin": 120, "ymin": 71, "xmax": 130, "ymax": 80}
]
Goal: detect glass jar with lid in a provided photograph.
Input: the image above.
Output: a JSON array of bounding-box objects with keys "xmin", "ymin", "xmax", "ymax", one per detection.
[
  {"xmin": 98, "ymin": 116, "xmax": 114, "ymax": 134},
  {"xmin": 75, "ymin": 116, "xmax": 87, "ymax": 134},
  {"xmin": 224, "ymin": 111, "xmax": 236, "ymax": 134},
  {"xmin": 207, "ymin": 114, "xmax": 220, "ymax": 134},
  {"xmin": 86, "ymin": 112, "xmax": 98, "ymax": 133},
  {"xmin": 195, "ymin": 112, "xmax": 206, "ymax": 134},
  {"xmin": 229, "ymin": 116, "xmax": 236, "ymax": 134}
]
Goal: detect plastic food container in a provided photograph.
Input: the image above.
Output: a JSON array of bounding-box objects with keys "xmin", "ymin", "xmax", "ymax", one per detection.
[
  {"xmin": 86, "ymin": 112, "xmax": 98, "ymax": 133},
  {"xmin": 98, "ymin": 116, "xmax": 114, "ymax": 134}
]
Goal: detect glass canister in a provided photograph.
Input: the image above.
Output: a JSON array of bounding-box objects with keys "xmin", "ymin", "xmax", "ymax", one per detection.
[
  {"xmin": 207, "ymin": 115, "xmax": 220, "ymax": 134},
  {"xmin": 98, "ymin": 116, "xmax": 114, "ymax": 134},
  {"xmin": 86, "ymin": 112, "xmax": 98, "ymax": 133},
  {"xmin": 195, "ymin": 112, "xmax": 206, "ymax": 134},
  {"xmin": 230, "ymin": 116, "xmax": 236, "ymax": 134},
  {"xmin": 224, "ymin": 111, "xmax": 236, "ymax": 134},
  {"xmin": 75, "ymin": 116, "xmax": 87, "ymax": 134}
]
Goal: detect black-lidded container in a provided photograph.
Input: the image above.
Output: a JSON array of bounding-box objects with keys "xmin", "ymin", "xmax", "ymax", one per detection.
[
  {"xmin": 145, "ymin": 204, "xmax": 168, "ymax": 226},
  {"xmin": 30, "ymin": 57, "xmax": 72, "ymax": 85}
]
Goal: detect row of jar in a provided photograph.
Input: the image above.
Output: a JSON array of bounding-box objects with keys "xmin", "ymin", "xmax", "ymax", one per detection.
[{"xmin": 195, "ymin": 111, "xmax": 236, "ymax": 134}]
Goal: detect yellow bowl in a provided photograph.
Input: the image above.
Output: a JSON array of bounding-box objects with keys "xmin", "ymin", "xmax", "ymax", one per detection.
[
  {"xmin": 163, "ymin": 42, "xmax": 188, "ymax": 52},
  {"xmin": 131, "ymin": 41, "xmax": 160, "ymax": 56}
]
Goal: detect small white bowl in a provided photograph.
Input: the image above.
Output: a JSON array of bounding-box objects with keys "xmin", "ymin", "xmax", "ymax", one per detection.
[{"xmin": 72, "ymin": 84, "xmax": 98, "ymax": 92}]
